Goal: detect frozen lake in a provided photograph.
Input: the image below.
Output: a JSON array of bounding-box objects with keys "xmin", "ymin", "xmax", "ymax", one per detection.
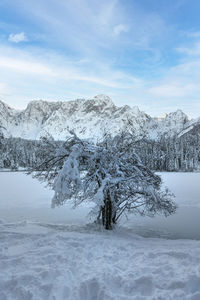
[
  {"xmin": 1, "ymin": 172, "xmax": 200, "ymax": 299},
  {"xmin": 0, "ymin": 171, "xmax": 200, "ymax": 239},
  {"xmin": 125, "ymin": 172, "xmax": 200, "ymax": 239}
]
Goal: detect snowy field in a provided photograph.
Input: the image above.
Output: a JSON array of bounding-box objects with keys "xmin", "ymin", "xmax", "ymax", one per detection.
[{"xmin": 1, "ymin": 172, "xmax": 200, "ymax": 299}]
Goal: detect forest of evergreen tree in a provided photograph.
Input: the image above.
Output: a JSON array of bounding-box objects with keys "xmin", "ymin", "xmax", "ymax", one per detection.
[{"xmin": 0, "ymin": 130, "xmax": 200, "ymax": 172}]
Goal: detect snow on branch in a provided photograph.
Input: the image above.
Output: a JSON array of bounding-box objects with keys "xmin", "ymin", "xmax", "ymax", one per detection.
[{"xmin": 31, "ymin": 132, "xmax": 176, "ymax": 229}]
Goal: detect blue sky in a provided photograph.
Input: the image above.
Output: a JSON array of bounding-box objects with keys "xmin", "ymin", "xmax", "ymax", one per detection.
[{"xmin": 0, "ymin": 0, "xmax": 200, "ymax": 117}]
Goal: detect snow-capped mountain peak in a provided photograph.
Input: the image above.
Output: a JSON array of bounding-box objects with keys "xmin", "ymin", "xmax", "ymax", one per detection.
[
  {"xmin": 0, "ymin": 95, "xmax": 195, "ymax": 141},
  {"xmin": 93, "ymin": 94, "xmax": 114, "ymax": 105}
]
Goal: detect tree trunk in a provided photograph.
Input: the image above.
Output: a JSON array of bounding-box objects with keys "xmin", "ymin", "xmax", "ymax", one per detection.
[
  {"xmin": 101, "ymin": 191, "xmax": 112, "ymax": 230},
  {"xmin": 105, "ymin": 199, "xmax": 112, "ymax": 230},
  {"xmin": 112, "ymin": 211, "xmax": 116, "ymax": 224},
  {"xmin": 102, "ymin": 206, "xmax": 105, "ymax": 227}
]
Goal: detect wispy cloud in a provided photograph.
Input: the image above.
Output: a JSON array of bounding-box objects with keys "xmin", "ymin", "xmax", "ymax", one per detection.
[
  {"xmin": 9, "ymin": 0, "xmax": 167, "ymax": 58},
  {"xmin": 113, "ymin": 24, "xmax": 129, "ymax": 36},
  {"xmin": 176, "ymin": 41, "xmax": 200, "ymax": 56},
  {"xmin": 1, "ymin": 0, "xmax": 200, "ymax": 117},
  {"xmin": 0, "ymin": 56, "xmax": 55, "ymax": 76},
  {"xmin": 0, "ymin": 82, "xmax": 10, "ymax": 96},
  {"xmin": 0, "ymin": 51, "xmax": 138, "ymax": 89},
  {"xmin": 149, "ymin": 83, "xmax": 197, "ymax": 98},
  {"xmin": 0, "ymin": 44, "xmax": 144, "ymax": 109},
  {"xmin": 8, "ymin": 32, "xmax": 27, "ymax": 43}
]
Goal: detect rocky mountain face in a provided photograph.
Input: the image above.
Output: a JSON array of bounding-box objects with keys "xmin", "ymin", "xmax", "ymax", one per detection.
[{"xmin": 0, "ymin": 94, "xmax": 196, "ymax": 141}]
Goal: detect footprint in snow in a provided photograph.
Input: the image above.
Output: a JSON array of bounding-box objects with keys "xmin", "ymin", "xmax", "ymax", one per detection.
[{"xmin": 78, "ymin": 278, "xmax": 106, "ymax": 300}]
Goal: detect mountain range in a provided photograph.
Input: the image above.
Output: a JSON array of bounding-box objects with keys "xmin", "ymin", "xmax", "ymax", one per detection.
[{"xmin": 0, "ymin": 94, "xmax": 198, "ymax": 141}]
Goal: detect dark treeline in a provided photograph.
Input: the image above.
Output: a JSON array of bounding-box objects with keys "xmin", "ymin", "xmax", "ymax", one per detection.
[
  {"xmin": 1, "ymin": 130, "xmax": 200, "ymax": 171},
  {"xmin": 0, "ymin": 135, "xmax": 59, "ymax": 170},
  {"xmin": 135, "ymin": 130, "xmax": 200, "ymax": 171}
]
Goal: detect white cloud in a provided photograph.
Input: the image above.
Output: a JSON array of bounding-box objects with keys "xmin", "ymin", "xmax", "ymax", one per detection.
[
  {"xmin": 149, "ymin": 83, "xmax": 197, "ymax": 98},
  {"xmin": 176, "ymin": 42, "xmax": 200, "ymax": 56},
  {"xmin": 0, "ymin": 82, "xmax": 10, "ymax": 96},
  {"xmin": 0, "ymin": 41, "xmax": 144, "ymax": 90},
  {"xmin": 0, "ymin": 56, "xmax": 56, "ymax": 77},
  {"xmin": 185, "ymin": 31, "xmax": 200, "ymax": 38},
  {"xmin": 8, "ymin": 32, "xmax": 27, "ymax": 43},
  {"xmin": 113, "ymin": 24, "xmax": 129, "ymax": 36},
  {"xmin": 1, "ymin": 43, "xmax": 200, "ymax": 118}
]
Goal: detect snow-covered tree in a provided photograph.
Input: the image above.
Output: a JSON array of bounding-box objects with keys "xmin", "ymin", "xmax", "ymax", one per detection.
[{"xmin": 32, "ymin": 133, "xmax": 176, "ymax": 229}]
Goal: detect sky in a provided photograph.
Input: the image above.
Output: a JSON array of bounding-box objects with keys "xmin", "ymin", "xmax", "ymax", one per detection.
[{"xmin": 1, "ymin": 0, "xmax": 200, "ymax": 117}]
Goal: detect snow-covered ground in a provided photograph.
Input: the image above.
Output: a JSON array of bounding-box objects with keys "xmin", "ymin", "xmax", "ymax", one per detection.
[
  {"xmin": 124, "ymin": 172, "xmax": 200, "ymax": 240},
  {"xmin": 1, "ymin": 172, "xmax": 200, "ymax": 300}
]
